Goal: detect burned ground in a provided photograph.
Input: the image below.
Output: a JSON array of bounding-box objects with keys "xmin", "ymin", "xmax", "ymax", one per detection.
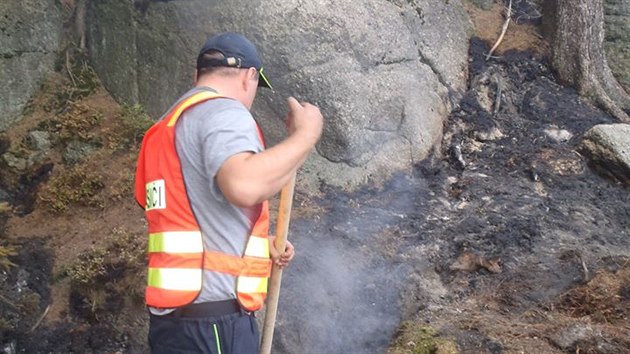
[
  {"xmin": 395, "ymin": 40, "xmax": 629, "ymax": 352},
  {"xmin": 271, "ymin": 38, "xmax": 629, "ymax": 353}
]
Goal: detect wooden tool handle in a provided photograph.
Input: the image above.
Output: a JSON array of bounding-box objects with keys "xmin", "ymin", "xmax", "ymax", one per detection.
[{"xmin": 260, "ymin": 173, "xmax": 297, "ymax": 354}]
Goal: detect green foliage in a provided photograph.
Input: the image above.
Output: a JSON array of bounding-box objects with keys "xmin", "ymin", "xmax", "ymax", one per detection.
[
  {"xmin": 107, "ymin": 104, "xmax": 154, "ymax": 151},
  {"xmin": 39, "ymin": 164, "xmax": 105, "ymax": 213},
  {"xmin": 388, "ymin": 322, "xmax": 459, "ymax": 354},
  {"xmin": 0, "ymin": 245, "xmax": 17, "ymax": 271}
]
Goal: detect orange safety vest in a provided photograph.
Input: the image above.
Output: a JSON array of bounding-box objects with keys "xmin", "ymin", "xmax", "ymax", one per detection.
[{"xmin": 134, "ymin": 90, "xmax": 272, "ymax": 311}]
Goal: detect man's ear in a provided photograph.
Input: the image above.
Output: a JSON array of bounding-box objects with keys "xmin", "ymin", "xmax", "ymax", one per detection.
[{"xmin": 243, "ymin": 67, "xmax": 258, "ymax": 90}]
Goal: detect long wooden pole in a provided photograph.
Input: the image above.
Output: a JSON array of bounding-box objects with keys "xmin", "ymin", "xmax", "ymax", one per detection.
[{"xmin": 260, "ymin": 173, "xmax": 297, "ymax": 354}]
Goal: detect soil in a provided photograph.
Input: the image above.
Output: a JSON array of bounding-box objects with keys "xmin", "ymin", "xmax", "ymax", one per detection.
[
  {"xmin": 0, "ymin": 72, "xmax": 148, "ymax": 353},
  {"xmin": 1, "ymin": 2, "xmax": 629, "ymax": 353}
]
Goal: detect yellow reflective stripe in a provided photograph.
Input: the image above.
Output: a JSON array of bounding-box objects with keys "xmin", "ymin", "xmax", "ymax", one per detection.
[
  {"xmin": 213, "ymin": 324, "xmax": 222, "ymax": 354},
  {"xmin": 237, "ymin": 276, "xmax": 268, "ymax": 293},
  {"xmin": 243, "ymin": 235, "xmax": 269, "ymax": 257},
  {"xmin": 148, "ymin": 231, "xmax": 203, "ymax": 253},
  {"xmin": 147, "ymin": 268, "xmax": 202, "ymax": 290},
  {"xmin": 167, "ymin": 91, "xmax": 223, "ymax": 127}
]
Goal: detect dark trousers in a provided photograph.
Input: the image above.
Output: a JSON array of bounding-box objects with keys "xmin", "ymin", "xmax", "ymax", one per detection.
[{"xmin": 148, "ymin": 311, "xmax": 260, "ymax": 354}]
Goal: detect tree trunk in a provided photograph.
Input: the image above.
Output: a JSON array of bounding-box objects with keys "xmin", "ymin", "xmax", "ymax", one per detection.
[{"xmin": 544, "ymin": 0, "xmax": 630, "ymax": 122}]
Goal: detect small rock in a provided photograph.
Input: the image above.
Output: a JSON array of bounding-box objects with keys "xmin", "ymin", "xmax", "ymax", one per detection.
[
  {"xmin": 63, "ymin": 140, "xmax": 98, "ymax": 165},
  {"xmin": 2, "ymin": 152, "xmax": 27, "ymax": 171},
  {"xmin": 26, "ymin": 130, "xmax": 51, "ymax": 151},
  {"xmin": 450, "ymin": 251, "xmax": 501, "ymax": 273},
  {"xmin": 469, "ymin": 0, "xmax": 495, "ymax": 10},
  {"xmin": 474, "ymin": 127, "xmax": 504, "ymax": 141},
  {"xmin": 2, "ymin": 341, "xmax": 16, "ymax": 354},
  {"xmin": 544, "ymin": 126, "xmax": 573, "ymax": 143},
  {"xmin": 550, "ymin": 324, "xmax": 594, "ymax": 350}
]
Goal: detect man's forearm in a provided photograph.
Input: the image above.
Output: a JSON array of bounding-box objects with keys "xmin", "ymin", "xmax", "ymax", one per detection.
[{"xmin": 216, "ymin": 131, "xmax": 315, "ymax": 207}]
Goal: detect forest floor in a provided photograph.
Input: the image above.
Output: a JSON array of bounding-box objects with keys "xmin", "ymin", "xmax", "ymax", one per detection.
[{"xmin": 0, "ymin": 1, "xmax": 629, "ymax": 354}]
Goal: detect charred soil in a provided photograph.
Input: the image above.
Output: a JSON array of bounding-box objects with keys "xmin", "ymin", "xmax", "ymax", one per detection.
[{"xmin": 386, "ymin": 38, "xmax": 630, "ymax": 354}]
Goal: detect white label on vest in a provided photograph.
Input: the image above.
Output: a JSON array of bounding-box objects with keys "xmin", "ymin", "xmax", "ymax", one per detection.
[{"xmin": 145, "ymin": 180, "xmax": 166, "ymax": 210}]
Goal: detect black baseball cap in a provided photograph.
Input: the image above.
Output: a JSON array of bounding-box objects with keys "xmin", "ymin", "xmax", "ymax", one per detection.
[{"xmin": 196, "ymin": 32, "xmax": 272, "ymax": 89}]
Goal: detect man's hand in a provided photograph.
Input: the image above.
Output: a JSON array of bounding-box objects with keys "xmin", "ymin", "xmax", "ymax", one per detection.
[
  {"xmin": 286, "ymin": 97, "xmax": 323, "ymax": 146},
  {"xmin": 269, "ymin": 239, "xmax": 295, "ymax": 269}
]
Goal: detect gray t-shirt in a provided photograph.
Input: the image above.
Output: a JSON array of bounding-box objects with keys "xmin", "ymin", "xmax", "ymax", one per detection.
[{"xmin": 150, "ymin": 86, "xmax": 263, "ymax": 314}]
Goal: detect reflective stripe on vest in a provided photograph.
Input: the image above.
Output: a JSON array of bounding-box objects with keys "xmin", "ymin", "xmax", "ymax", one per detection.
[
  {"xmin": 134, "ymin": 90, "xmax": 271, "ymax": 310},
  {"xmin": 147, "ymin": 268, "xmax": 203, "ymax": 290},
  {"xmin": 237, "ymin": 232, "xmax": 270, "ymax": 311}
]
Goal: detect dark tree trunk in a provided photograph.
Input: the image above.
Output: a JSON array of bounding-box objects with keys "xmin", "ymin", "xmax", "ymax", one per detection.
[{"xmin": 544, "ymin": 0, "xmax": 630, "ymax": 122}]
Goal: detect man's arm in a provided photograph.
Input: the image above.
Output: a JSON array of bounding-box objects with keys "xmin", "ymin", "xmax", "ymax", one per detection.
[{"xmin": 216, "ymin": 97, "xmax": 323, "ymax": 207}]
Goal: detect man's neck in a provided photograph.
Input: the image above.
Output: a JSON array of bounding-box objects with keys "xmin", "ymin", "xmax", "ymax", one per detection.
[{"xmin": 196, "ymin": 79, "xmax": 237, "ymax": 101}]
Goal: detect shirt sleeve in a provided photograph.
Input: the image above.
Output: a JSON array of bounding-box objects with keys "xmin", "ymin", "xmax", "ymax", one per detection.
[{"xmin": 199, "ymin": 100, "xmax": 263, "ymax": 180}]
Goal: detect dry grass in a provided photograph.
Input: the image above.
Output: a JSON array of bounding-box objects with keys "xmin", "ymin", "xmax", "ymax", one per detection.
[
  {"xmin": 463, "ymin": 0, "xmax": 548, "ymax": 57},
  {"xmin": 395, "ymin": 261, "xmax": 630, "ymax": 353},
  {"xmin": 555, "ymin": 263, "xmax": 630, "ymax": 325}
]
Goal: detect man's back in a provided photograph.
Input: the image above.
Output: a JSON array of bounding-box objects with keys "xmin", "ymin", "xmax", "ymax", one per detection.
[{"xmin": 175, "ymin": 87, "xmax": 263, "ymax": 302}]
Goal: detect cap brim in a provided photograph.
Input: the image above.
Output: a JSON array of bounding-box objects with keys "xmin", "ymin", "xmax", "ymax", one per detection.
[{"xmin": 258, "ymin": 67, "xmax": 273, "ymax": 89}]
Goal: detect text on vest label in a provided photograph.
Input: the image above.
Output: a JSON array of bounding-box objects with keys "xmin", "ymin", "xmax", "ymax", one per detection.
[{"xmin": 146, "ymin": 180, "xmax": 166, "ymax": 210}]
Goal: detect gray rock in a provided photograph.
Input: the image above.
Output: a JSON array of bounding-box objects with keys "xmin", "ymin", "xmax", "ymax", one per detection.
[
  {"xmin": 475, "ymin": 127, "xmax": 504, "ymax": 141},
  {"xmin": 63, "ymin": 140, "xmax": 98, "ymax": 165},
  {"xmin": 0, "ymin": 0, "xmax": 63, "ymax": 131},
  {"xmin": 580, "ymin": 123, "xmax": 630, "ymax": 185},
  {"xmin": 469, "ymin": 0, "xmax": 495, "ymax": 10},
  {"xmin": 88, "ymin": 0, "xmax": 139, "ymax": 106},
  {"xmin": 1, "ymin": 150, "xmax": 48, "ymax": 171},
  {"xmin": 550, "ymin": 324, "xmax": 594, "ymax": 350},
  {"xmin": 26, "ymin": 131, "xmax": 51, "ymax": 152},
  {"xmin": 88, "ymin": 0, "xmax": 472, "ymax": 190},
  {"xmin": 544, "ymin": 125, "xmax": 573, "ymax": 143},
  {"xmin": 2, "ymin": 152, "xmax": 27, "ymax": 171},
  {"xmin": 605, "ymin": 0, "xmax": 630, "ymax": 92}
]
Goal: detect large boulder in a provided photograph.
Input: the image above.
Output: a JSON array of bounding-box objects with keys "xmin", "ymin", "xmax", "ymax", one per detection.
[
  {"xmin": 0, "ymin": 0, "xmax": 63, "ymax": 131},
  {"xmin": 88, "ymin": 0, "xmax": 472, "ymax": 190},
  {"xmin": 605, "ymin": 0, "xmax": 630, "ymax": 92}
]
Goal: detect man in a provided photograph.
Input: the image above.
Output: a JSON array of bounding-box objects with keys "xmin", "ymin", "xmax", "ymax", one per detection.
[{"xmin": 134, "ymin": 32, "xmax": 323, "ymax": 353}]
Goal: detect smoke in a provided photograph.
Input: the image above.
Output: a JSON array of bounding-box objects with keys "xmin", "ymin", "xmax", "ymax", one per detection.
[{"xmin": 270, "ymin": 174, "xmax": 429, "ymax": 353}]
